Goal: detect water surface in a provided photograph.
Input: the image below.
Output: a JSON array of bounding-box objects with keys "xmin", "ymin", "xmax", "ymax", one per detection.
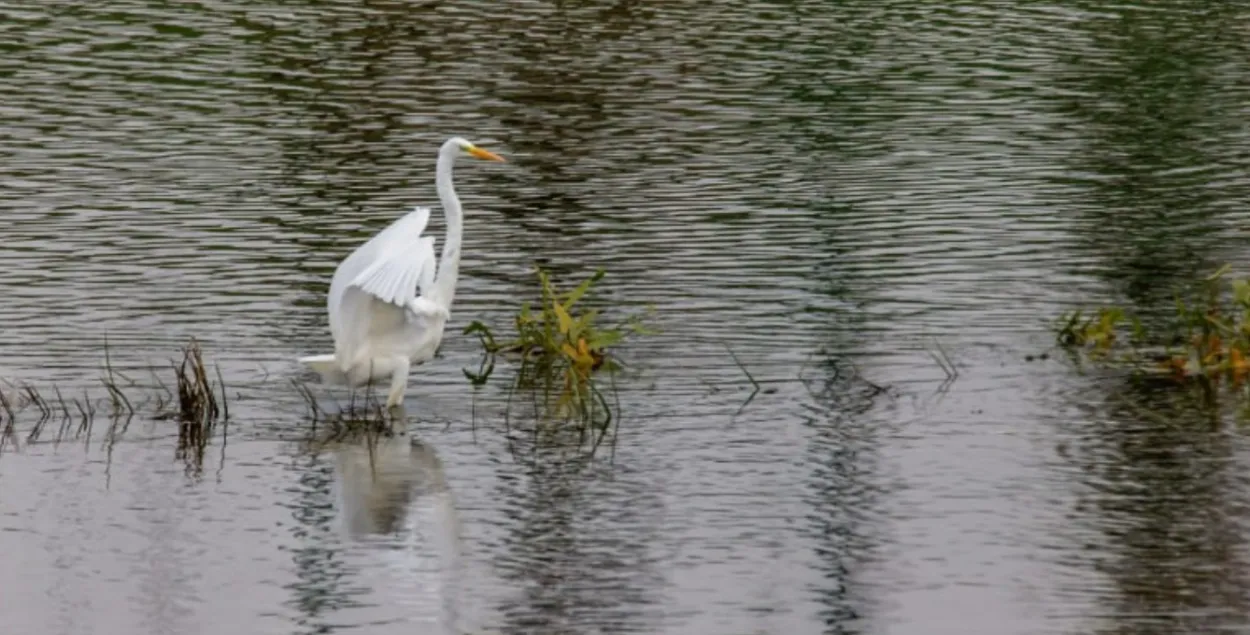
[{"xmin": 4, "ymin": 1, "xmax": 1250, "ymax": 634}]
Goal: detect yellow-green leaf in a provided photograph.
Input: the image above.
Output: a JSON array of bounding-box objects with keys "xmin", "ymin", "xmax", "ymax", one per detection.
[
  {"xmin": 553, "ymin": 302, "xmax": 573, "ymax": 334},
  {"xmin": 563, "ymin": 269, "xmax": 605, "ymax": 308},
  {"xmin": 588, "ymin": 330, "xmax": 623, "ymax": 350}
]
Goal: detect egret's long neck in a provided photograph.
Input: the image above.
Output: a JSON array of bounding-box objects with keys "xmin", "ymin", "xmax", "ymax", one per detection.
[{"xmin": 433, "ymin": 147, "xmax": 463, "ymax": 309}]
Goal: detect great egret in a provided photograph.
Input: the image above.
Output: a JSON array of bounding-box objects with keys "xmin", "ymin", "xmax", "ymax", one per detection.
[{"xmin": 299, "ymin": 136, "xmax": 505, "ymax": 408}]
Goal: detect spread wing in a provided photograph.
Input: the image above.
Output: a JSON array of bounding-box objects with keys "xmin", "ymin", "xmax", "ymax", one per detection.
[
  {"xmin": 326, "ymin": 207, "xmax": 440, "ymax": 368},
  {"xmin": 350, "ymin": 236, "xmax": 435, "ymax": 307}
]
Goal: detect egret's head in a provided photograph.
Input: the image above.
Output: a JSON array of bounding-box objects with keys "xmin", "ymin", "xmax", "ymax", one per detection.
[{"xmin": 449, "ymin": 136, "xmax": 506, "ymax": 162}]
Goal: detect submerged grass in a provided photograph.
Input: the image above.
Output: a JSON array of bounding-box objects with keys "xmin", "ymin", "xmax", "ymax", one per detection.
[
  {"xmin": 1054, "ymin": 264, "xmax": 1250, "ymax": 390},
  {"xmin": 462, "ymin": 266, "xmax": 655, "ymax": 450},
  {"xmin": 291, "ymin": 375, "xmax": 397, "ymax": 450},
  {"xmin": 0, "ymin": 337, "xmax": 230, "ymax": 470}
]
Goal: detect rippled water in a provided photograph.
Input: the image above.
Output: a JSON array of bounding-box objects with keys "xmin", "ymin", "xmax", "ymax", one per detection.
[{"xmin": 4, "ymin": 1, "xmax": 1250, "ymax": 633}]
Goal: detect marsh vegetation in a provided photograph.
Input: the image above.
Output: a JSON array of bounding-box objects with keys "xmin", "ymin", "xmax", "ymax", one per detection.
[
  {"xmin": 1055, "ymin": 265, "xmax": 1250, "ymax": 391},
  {"xmin": 462, "ymin": 266, "xmax": 655, "ymax": 452}
]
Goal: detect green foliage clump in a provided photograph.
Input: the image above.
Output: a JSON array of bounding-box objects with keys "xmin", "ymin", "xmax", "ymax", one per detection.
[
  {"xmin": 463, "ymin": 266, "xmax": 654, "ymax": 430},
  {"xmin": 1054, "ymin": 264, "xmax": 1250, "ymax": 383},
  {"xmin": 1055, "ymin": 307, "xmax": 1137, "ymax": 354}
]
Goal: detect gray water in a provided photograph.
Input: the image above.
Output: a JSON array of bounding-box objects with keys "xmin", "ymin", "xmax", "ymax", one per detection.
[{"xmin": 4, "ymin": 1, "xmax": 1250, "ymax": 634}]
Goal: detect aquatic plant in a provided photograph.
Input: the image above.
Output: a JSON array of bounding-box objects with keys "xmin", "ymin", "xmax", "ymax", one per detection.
[
  {"xmin": 172, "ymin": 338, "xmax": 226, "ymax": 424},
  {"xmin": 291, "ymin": 373, "xmax": 398, "ymax": 446},
  {"xmin": 462, "ymin": 265, "xmax": 655, "ymax": 439},
  {"xmin": 0, "ymin": 337, "xmax": 230, "ymax": 474},
  {"xmin": 1053, "ymin": 264, "xmax": 1250, "ymax": 384}
]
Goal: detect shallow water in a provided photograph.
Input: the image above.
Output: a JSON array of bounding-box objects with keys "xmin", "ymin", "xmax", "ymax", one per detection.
[{"xmin": 4, "ymin": 1, "xmax": 1250, "ymax": 633}]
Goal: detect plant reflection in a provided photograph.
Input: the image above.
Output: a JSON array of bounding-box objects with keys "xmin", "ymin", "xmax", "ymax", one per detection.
[
  {"xmin": 1055, "ymin": 2, "xmax": 1246, "ymax": 313},
  {"xmin": 1050, "ymin": 4, "xmax": 1250, "ymax": 632},
  {"xmin": 1058, "ymin": 377, "xmax": 1250, "ymax": 635}
]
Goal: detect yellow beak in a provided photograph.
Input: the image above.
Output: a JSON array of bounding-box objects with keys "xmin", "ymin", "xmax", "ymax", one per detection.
[{"xmin": 467, "ymin": 145, "xmax": 506, "ymax": 162}]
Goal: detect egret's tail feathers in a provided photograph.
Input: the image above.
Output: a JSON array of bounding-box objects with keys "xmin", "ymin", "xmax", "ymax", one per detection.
[{"xmin": 299, "ymin": 354, "xmax": 350, "ymax": 385}]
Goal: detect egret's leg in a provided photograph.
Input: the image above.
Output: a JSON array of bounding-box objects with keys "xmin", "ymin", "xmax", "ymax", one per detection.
[{"xmin": 385, "ymin": 357, "xmax": 411, "ymax": 409}]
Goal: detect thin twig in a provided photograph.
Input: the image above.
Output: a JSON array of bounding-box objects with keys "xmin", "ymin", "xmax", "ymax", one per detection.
[
  {"xmin": 103, "ymin": 334, "xmax": 120, "ymax": 412},
  {"xmin": 215, "ymin": 363, "xmax": 229, "ymax": 422},
  {"xmin": 1, "ymin": 416, "xmax": 17, "ymax": 454},
  {"xmin": 149, "ymin": 362, "xmax": 172, "ymax": 401},
  {"xmin": 0, "ymin": 387, "xmax": 14, "ymax": 423},
  {"xmin": 52, "ymin": 385, "xmax": 70, "ymax": 421},
  {"xmin": 24, "ymin": 384, "xmax": 49, "ymax": 421},
  {"xmin": 724, "ymin": 343, "xmax": 761, "ymax": 415}
]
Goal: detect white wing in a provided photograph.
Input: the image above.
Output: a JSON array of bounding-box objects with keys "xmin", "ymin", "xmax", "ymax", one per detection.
[
  {"xmin": 351, "ymin": 237, "xmax": 434, "ymax": 307},
  {"xmin": 326, "ymin": 207, "xmax": 441, "ymax": 369}
]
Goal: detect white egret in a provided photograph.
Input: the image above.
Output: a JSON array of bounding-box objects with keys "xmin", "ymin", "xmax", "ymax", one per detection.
[{"xmin": 299, "ymin": 136, "xmax": 505, "ymax": 408}]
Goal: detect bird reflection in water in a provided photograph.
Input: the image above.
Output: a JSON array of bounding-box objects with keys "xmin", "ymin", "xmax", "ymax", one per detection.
[
  {"xmin": 333, "ymin": 433, "xmax": 456, "ymax": 537},
  {"xmin": 330, "ymin": 426, "xmax": 467, "ymax": 632}
]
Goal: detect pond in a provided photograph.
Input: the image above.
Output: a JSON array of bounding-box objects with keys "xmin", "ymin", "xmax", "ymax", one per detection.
[{"xmin": 3, "ymin": 1, "xmax": 1250, "ymax": 634}]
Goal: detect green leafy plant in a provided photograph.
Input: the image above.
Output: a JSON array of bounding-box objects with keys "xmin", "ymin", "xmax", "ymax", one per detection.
[
  {"xmin": 1055, "ymin": 306, "xmax": 1132, "ymax": 352},
  {"xmin": 1053, "ymin": 264, "xmax": 1250, "ymax": 384},
  {"xmin": 463, "ymin": 266, "xmax": 655, "ymax": 431}
]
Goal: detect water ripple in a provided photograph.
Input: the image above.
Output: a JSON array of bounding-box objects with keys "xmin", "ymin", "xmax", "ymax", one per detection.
[{"xmin": 4, "ymin": 1, "xmax": 1250, "ymax": 633}]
